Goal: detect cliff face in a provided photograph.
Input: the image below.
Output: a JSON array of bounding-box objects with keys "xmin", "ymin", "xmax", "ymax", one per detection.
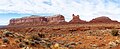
[
  {"xmin": 89, "ymin": 16, "xmax": 119, "ymax": 23},
  {"xmin": 9, "ymin": 14, "xmax": 66, "ymax": 25},
  {"xmin": 9, "ymin": 14, "xmax": 120, "ymax": 26},
  {"xmin": 47, "ymin": 15, "xmax": 66, "ymax": 24},
  {"xmin": 69, "ymin": 14, "xmax": 87, "ymax": 24}
]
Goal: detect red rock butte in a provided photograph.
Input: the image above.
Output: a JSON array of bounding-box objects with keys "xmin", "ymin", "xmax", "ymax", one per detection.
[
  {"xmin": 89, "ymin": 16, "xmax": 119, "ymax": 23},
  {"xmin": 69, "ymin": 14, "xmax": 87, "ymax": 24},
  {"xmin": 9, "ymin": 14, "xmax": 120, "ymax": 26}
]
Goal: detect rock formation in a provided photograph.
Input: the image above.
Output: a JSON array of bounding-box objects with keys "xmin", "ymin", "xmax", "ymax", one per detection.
[
  {"xmin": 9, "ymin": 14, "xmax": 120, "ymax": 26},
  {"xmin": 9, "ymin": 14, "xmax": 66, "ymax": 26},
  {"xmin": 89, "ymin": 16, "xmax": 119, "ymax": 23},
  {"xmin": 69, "ymin": 14, "xmax": 87, "ymax": 24},
  {"xmin": 47, "ymin": 14, "xmax": 66, "ymax": 24}
]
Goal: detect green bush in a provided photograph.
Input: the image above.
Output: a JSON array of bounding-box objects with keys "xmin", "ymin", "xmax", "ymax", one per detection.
[
  {"xmin": 2, "ymin": 37, "xmax": 9, "ymax": 44},
  {"xmin": 111, "ymin": 29, "xmax": 119, "ymax": 36},
  {"xmin": 3, "ymin": 32, "xmax": 13, "ymax": 37}
]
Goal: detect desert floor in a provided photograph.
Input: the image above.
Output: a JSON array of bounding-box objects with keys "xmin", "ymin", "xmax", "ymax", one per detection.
[{"xmin": 0, "ymin": 24, "xmax": 120, "ymax": 49}]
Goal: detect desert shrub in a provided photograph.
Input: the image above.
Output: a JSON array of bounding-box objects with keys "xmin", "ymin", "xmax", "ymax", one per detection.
[
  {"xmin": 0, "ymin": 34, "xmax": 2, "ymax": 38},
  {"xmin": 15, "ymin": 39, "xmax": 20, "ymax": 43},
  {"xmin": 27, "ymin": 34, "xmax": 41, "ymax": 41},
  {"xmin": 69, "ymin": 29, "xmax": 77, "ymax": 32},
  {"xmin": 68, "ymin": 45, "xmax": 75, "ymax": 49},
  {"xmin": 68, "ymin": 42, "xmax": 77, "ymax": 45},
  {"xmin": 89, "ymin": 31, "xmax": 92, "ymax": 35},
  {"xmin": 2, "ymin": 37, "xmax": 9, "ymax": 44},
  {"xmin": 31, "ymin": 35, "xmax": 41, "ymax": 41},
  {"xmin": 3, "ymin": 32, "xmax": 13, "ymax": 37},
  {"xmin": 43, "ymin": 38, "xmax": 50, "ymax": 42},
  {"xmin": 38, "ymin": 33, "xmax": 45, "ymax": 38},
  {"xmin": 19, "ymin": 42, "xmax": 25, "ymax": 48},
  {"xmin": 64, "ymin": 44, "xmax": 69, "ymax": 47},
  {"xmin": 46, "ymin": 43, "xmax": 52, "ymax": 47},
  {"xmin": 29, "ymin": 41, "xmax": 36, "ymax": 46},
  {"xmin": 34, "ymin": 40, "xmax": 40, "ymax": 44},
  {"xmin": 78, "ymin": 41, "xmax": 82, "ymax": 44},
  {"xmin": 19, "ymin": 38, "xmax": 22, "ymax": 42},
  {"xmin": 111, "ymin": 29, "xmax": 119, "ymax": 36},
  {"xmin": 23, "ymin": 40, "xmax": 29, "ymax": 45}
]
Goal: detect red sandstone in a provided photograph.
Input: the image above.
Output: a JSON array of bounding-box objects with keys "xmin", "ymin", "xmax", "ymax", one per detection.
[
  {"xmin": 69, "ymin": 14, "xmax": 87, "ymax": 24},
  {"xmin": 9, "ymin": 14, "xmax": 120, "ymax": 26},
  {"xmin": 9, "ymin": 14, "xmax": 66, "ymax": 25},
  {"xmin": 89, "ymin": 16, "xmax": 119, "ymax": 23}
]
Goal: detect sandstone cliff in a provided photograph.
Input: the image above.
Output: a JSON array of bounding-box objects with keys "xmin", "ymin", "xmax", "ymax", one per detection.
[
  {"xmin": 9, "ymin": 14, "xmax": 66, "ymax": 26},
  {"xmin": 47, "ymin": 14, "xmax": 66, "ymax": 24},
  {"xmin": 9, "ymin": 14, "xmax": 120, "ymax": 26}
]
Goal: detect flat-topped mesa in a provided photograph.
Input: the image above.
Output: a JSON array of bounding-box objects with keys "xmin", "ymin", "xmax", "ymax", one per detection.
[
  {"xmin": 69, "ymin": 14, "xmax": 87, "ymax": 24},
  {"xmin": 9, "ymin": 14, "xmax": 66, "ymax": 26},
  {"xmin": 89, "ymin": 16, "xmax": 119, "ymax": 23},
  {"xmin": 47, "ymin": 14, "xmax": 66, "ymax": 24},
  {"xmin": 9, "ymin": 16, "xmax": 47, "ymax": 25}
]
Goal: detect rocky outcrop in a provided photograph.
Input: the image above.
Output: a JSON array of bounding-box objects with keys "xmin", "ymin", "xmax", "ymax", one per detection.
[
  {"xmin": 9, "ymin": 14, "xmax": 120, "ymax": 26},
  {"xmin": 9, "ymin": 14, "xmax": 66, "ymax": 26},
  {"xmin": 89, "ymin": 16, "xmax": 119, "ymax": 23},
  {"xmin": 47, "ymin": 15, "xmax": 66, "ymax": 24},
  {"xmin": 69, "ymin": 14, "xmax": 87, "ymax": 24},
  {"xmin": 9, "ymin": 15, "xmax": 47, "ymax": 25}
]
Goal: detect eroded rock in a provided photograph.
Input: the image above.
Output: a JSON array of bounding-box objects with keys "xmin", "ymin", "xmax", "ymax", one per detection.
[
  {"xmin": 69, "ymin": 14, "xmax": 87, "ymax": 24},
  {"xmin": 9, "ymin": 14, "xmax": 66, "ymax": 26},
  {"xmin": 89, "ymin": 16, "xmax": 119, "ymax": 23}
]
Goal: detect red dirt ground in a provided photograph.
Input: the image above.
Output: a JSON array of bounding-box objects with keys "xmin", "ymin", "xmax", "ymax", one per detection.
[{"xmin": 0, "ymin": 23, "xmax": 120, "ymax": 49}]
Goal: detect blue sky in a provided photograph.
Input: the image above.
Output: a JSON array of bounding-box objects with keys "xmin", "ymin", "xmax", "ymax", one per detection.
[{"xmin": 0, "ymin": 0, "xmax": 120, "ymax": 25}]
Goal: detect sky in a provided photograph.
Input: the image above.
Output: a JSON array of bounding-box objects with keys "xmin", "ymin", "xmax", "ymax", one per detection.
[{"xmin": 0, "ymin": 0, "xmax": 120, "ymax": 25}]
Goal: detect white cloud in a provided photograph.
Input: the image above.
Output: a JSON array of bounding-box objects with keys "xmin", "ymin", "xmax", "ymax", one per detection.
[{"xmin": 0, "ymin": 0, "xmax": 120, "ymax": 25}]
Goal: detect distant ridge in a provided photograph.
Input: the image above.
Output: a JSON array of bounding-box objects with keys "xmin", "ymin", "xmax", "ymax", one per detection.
[
  {"xmin": 8, "ymin": 14, "xmax": 120, "ymax": 26},
  {"xmin": 89, "ymin": 16, "xmax": 119, "ymax": 23},
  {"xmin": 0, "ymin": 25, "xmax": 7, "ymax": 29}
]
